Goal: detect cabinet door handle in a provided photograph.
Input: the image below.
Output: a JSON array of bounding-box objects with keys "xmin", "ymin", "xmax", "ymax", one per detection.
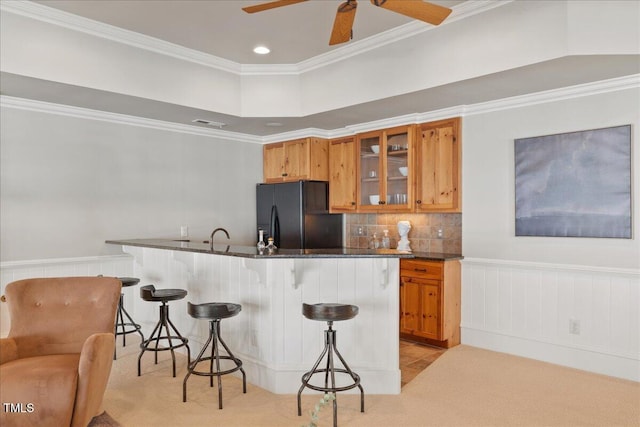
[
  {"xmin": 351, "ymin": 202, "xmax": 356, "ymax": 205},
  {"xmin": 379, "ymin": 201, "xmax": 386, "ymax": 205},
  {"xmin": 416, "ymin": 200, "xmax": 422, "ymax": 204},
  {"xmin": 282, "ymin": 173, "xmax": 288, "ymax": 177},
  {"xmin": 414, "ymin": 268, "xmax": 427, "ymax": 272}
]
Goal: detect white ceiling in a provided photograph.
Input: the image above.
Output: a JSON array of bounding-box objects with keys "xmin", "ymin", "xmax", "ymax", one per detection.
[
  {"xmin": 34, "ymin": 0, "xmax": 465, "ymax": 64},
  {"xmin": 2, "ymin": 1, "xmax": 639, "ymax": 138}
]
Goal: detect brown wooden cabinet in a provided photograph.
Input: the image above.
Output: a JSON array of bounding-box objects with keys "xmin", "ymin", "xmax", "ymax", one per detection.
[
  {"xmin": 356, "ymin": 125, "xmax": 415, "ymax": 212},
  {"xmin": 399, "ymin": 258, "xmax": 461, "ymax": 348},
  {"xmin": 263, "ymin": 138, "xmax": 329, "ymax": 183},
  {"xmin": 415, "ymin": 117, "xmax": 461, "ymax": 212},
  {"xmin": 268, "ymin": 117, "xmax": 461, "ymax": 213},
  {"xmin": 328, "ymin": 137, "xmax": 358, "ymax": 212}
]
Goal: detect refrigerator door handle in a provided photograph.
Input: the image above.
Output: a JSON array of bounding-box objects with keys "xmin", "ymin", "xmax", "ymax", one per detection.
[{"xmin": 270, "ymin": 204, "xmax": 280, "ymax": 247}]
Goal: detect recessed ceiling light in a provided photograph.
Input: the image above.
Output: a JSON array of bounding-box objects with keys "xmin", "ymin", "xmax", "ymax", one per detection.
[
  {"xmin": 253, "ymin": 46, "xmax": 270, "ymax": 55},
  {"xmin": 266, "ymin": 122, "xmax": 283, "ymax": 127}
]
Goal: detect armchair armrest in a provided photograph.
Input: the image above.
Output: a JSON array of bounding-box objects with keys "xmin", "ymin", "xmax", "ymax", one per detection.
[
  {"xmin": 0, "ymin": 337, "xmax": 18, "ymax": 365},
  {"xmin": 71, "ymin": 333, "xmax": 115, "ymax": 427}
]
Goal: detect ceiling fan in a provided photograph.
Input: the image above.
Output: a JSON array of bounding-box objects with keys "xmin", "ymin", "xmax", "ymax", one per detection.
[{"xmin": 242, "ymin": 0, "xmax": 453, "ymax": 45}]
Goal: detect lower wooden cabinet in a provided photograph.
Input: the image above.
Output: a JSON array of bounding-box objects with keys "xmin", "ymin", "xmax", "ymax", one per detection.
[{"xmin": 399, "ymin": 258, "xmax": 461, "ymax": 348}]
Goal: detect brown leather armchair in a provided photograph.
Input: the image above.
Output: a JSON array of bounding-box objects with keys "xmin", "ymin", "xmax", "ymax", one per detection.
[{"xmin": 0, "ymin": 277, "xmax": 121, "ymax": 427}]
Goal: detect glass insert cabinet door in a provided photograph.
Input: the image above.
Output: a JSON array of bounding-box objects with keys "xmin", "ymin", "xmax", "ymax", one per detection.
[{"xmin": 358, "ymin": 126, "xmax": 413, "ymax": 210}]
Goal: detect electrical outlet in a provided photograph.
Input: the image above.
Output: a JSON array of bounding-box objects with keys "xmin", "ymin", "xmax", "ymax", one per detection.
[
  {"xmin": 569, "ymin": 318, "xmax": 581, "ymax": 335},
  {"xmin": 437, "ymin": 229, "xmax": 444, "ymax": 239},
  {"xmin": 180, "ymin": 225, "xmax": 188, "ymax": 238}
]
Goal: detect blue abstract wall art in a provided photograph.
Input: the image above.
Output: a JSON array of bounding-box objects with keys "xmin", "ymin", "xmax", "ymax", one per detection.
[{"xmin": 515, "ymin": 125, "xmax": 631, "ymax": 238}]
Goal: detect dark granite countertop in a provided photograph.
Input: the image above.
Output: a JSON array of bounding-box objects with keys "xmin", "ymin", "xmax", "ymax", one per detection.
[
  {"xmin": 410, "ymin": 252, "xmax": 464, "ymax": 261},
  {"xmin": 106, "ymin": 238, "xmax": 463, "ymax": 261}
]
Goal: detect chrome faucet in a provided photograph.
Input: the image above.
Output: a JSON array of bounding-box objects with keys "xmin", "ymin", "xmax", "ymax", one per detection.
[{"xmin": 209, "ymin": 228, "xmax": 230, "ymax": 249}]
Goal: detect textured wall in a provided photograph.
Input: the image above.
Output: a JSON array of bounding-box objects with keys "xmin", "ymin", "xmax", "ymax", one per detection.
[{"xmin": 346, "ymin": 213, "xmax": 462, "ymax": 254}]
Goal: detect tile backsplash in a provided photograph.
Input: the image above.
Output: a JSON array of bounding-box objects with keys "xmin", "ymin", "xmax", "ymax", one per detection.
[{"xmin": 346, "ymin": 213, "xmax": 462, "ymax": 254}]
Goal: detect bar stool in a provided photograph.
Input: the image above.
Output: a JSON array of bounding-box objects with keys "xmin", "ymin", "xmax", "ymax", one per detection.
[
  {"xmin": 182, "ymin": 302, "xmax": 246, "ymax": 409},
  {"xmin": 297, "ymin": 303, "xmax": 364, "ymax": 427},
  {"xmin": 113, "ymin": 277, "xmax": 145, "ymax": 360},
  {"xmin": 138, "ymin": 285, "xmax": 190, "ymax": 377}
]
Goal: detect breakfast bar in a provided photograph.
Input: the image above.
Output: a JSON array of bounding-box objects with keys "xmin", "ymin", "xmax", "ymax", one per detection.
[{"xmin": 106, "ymin": 239, "xmax": 416, "ymax": 394}]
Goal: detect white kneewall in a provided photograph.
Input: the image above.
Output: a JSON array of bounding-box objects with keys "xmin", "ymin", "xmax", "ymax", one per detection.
[{"xmin": 124, "ymin": 247, "xmax": 401, "ymax": 394}]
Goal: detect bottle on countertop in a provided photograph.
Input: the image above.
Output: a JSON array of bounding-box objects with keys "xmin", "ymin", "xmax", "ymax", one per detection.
[
  {"xmin": 266, "ymin": 236, "xmax": 277, "ymax": 253},
  {"xmin": 381, "ymin": 229, "xmax": 390, "ymax": 249},
  {"xmin": 257, "ymin": 229, "xmax": 266, "ymax": 252},
  {"xmin": 369, "ymin": 232, "xmax": 380, "ymax": 249}
]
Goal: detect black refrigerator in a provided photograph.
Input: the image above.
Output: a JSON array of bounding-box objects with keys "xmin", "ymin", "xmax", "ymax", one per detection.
[{"xmin": 256, "ymin": 181, "xmax": 343, "ymax": 249}]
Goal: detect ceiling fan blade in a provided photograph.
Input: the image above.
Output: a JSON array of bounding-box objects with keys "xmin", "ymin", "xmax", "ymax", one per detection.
[
  {"xmin": 371, "ymin": 0, "xmax": 452, "ymax": 26},
  {"xmin": 329, "ymin": 0, "xmax": 358, "ymax": 46},
  {"xmin": 242, "ymin": 0, "xmax": 308, "ymax": 14}
]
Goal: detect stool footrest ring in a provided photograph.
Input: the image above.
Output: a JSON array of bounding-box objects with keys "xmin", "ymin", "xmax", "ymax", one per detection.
[
  {"xmin": 115, "ymin": 322, "xmax": 142, "ymax": 336},
  {"xmin": 140, "ymin": 336, "xmax": 189, "ymax": 351},
  {"xmin": 188, "ymin": 356, "xmax": 244, "ymax": 377},
  {"xmin": 301, "ymin": 368, "xmax": 361, "ymax": 393}
]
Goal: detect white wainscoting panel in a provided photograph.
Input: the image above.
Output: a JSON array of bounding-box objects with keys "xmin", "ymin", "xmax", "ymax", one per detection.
[
  {"xmin": 461, "ymin": 258, "xmax": 639, "ymax": 381},
  {"xmin": 124, "ymin": 246, "xmax": 401, "ymax": 394},
  {"xmin": 0, "ymin": 255, "xmax": 134, "ymax": 336}
]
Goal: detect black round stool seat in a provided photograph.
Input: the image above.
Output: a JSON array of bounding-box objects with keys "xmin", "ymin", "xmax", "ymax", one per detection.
[
  {"xmin": 183, "ymin": 301, "xmax": 246, "ymax": 409},
  {"xmin": 140, "ymin": 285, "xmax": 187, "ymax": 302},
  {"xmin": 118, "ymin": 277, "xmax": 140, "ymax": 287},
  {"xmin": 302, "ymin": 303, "xmax": 358, "ymax": 322},
  {"xmin": 298, "ymin": 302, "xmax": 364, "ymax": 427},
  {"xmin": 138, "ymin": 284, "xmax": 190, "ymax": 378},
  {"xmin": 113, "ymin": 277, "xmax": 144, "ymax": 359},
  {"xmin": 188, "ymin": 302, "xmax": 241, "ymax": 320}
]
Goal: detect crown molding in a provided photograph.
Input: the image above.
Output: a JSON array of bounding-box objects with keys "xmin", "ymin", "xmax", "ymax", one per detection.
[
  {"xmin": 296, "ymin": 0, "xmax": 512, "ymax": 74},
  {"xmin": 0, "ymin": 0, "xmax": 242, "ymax": 73},
  {"xmin": 2, "ymin": 74, "xmax": 637, "ymax": 144},
  {"xmin": 0, "ymin": 95, "xmax": 263, "ymax": 144},
  {"xmin": 464, "ymin": 74, "xmax": 640, "ymax": 116},
  {"xmin": 1, "ymin": 0, "xmax": 510, "ymax": 77}
]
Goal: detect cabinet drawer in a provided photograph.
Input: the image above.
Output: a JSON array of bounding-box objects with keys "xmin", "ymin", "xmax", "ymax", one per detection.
[{"xmin": 400, "ymin": 259, "xmax": 443, "ymax": 280}]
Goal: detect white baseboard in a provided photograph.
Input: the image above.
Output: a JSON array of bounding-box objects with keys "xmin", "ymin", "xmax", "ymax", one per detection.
[
  {"xmin": 462, "ymin": 327, "xmax": 639, "ymax": 381},
  {"xmin": 461, "ymin": 257, "xmax": 639, "ymax": 383}
]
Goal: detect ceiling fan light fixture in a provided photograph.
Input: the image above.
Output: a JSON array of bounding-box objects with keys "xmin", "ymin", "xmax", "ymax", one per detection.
[{"xmin": 253, "ymin": 45, "xmax": 271, "ymax": 55}]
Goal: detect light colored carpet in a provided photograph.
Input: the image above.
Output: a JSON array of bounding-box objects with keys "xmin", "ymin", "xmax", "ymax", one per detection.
[
  {"xmin": 88, "ymin": 411, "xmax": 121, "ymax": 427},
  {"xmin": 104, "ymin": 344, "xmax": 639, "ymax": 426}
]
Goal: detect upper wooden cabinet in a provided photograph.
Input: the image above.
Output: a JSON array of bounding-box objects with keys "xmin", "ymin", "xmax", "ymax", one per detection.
[
  {"xmin": 268, "ymin": 117, "xmax": 461, "ymax": 213},
  {"xmin": 328, "ymin": 137, "xmax": 357, "ymax": 212},
  {"xmin": 415, "ymin": 117, "xmax": 461, "ymax": 212},
  {"xmin": 356, "ymin": 125, "xmax": 415, "ymax": 212},
  {"xmin": 263, "ymin": 138, "xmax": 329, "ymax": 183}
]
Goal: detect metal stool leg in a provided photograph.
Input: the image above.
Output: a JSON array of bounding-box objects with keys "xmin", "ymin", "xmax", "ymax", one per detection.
[
  {"xmin": 183, "ymin": 325, "xmax": 213, "ymax": 402},
  {"xmin": 297, "ymin": 335, "xmax": 330, "ymax": 416},
  {"xmin": 216, "ymin": 321, "xmax": 247, "ymax": 393},
  {"xmin": 182, "ymin": 319, "xmax": 244, "ymax": 409},
  {"xmin": 297, "ymin": 322, "xmax": 364, "ymax": 426},
  {"xmin": 138, "ymin": 302, "xmax": 189, "ymax": 377},
  {"xmin": 114, "ymin": 293, "xmax": 145, "ymax": 360},
  {"xmin": 138, "ymin": 315, "xmax": 162, "ymax": 376}
]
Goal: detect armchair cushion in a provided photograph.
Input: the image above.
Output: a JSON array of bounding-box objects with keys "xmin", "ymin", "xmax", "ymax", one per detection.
[
  {"xmin": 0, "ymin": 277, "xmax": 121, "ymax": 427},
  {"xmin": 1, "ymin": 354, "xmax": 80, "ymax": 427},
  {"xmin": 0, "ymin": 337, "xmax": 18, "ymax": 365}
]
